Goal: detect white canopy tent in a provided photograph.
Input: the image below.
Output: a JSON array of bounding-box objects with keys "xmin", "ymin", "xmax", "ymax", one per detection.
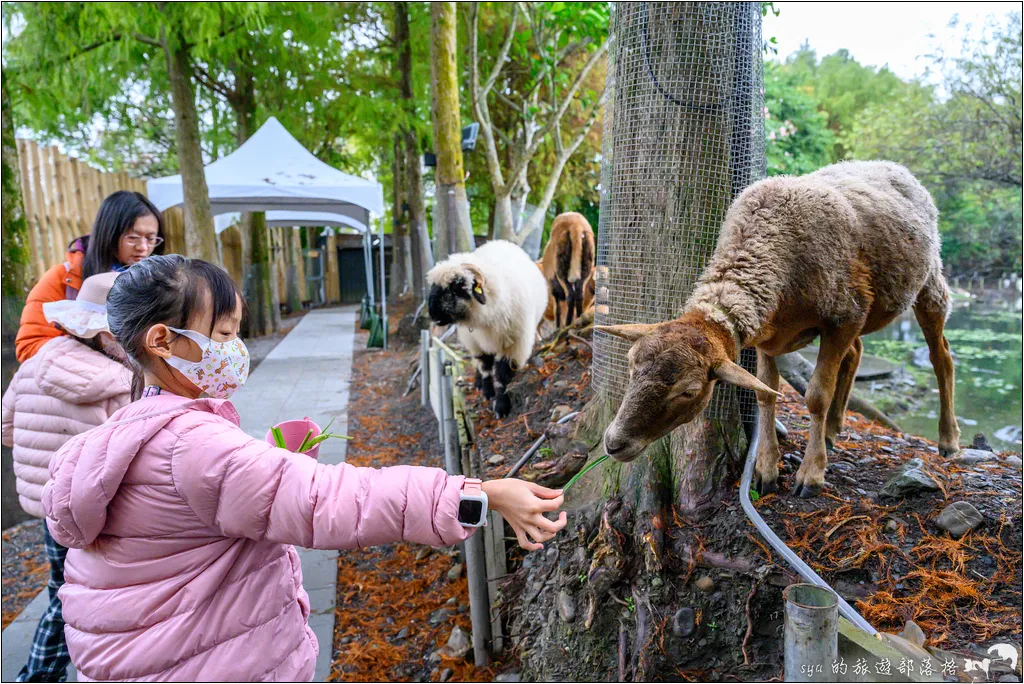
[{"xmin": 147, "ymin": 117, "xmax": 387, "ymax": 346}]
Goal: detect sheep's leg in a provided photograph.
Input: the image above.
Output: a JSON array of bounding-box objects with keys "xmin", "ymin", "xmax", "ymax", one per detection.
[
  {"xmin": 753, "ymin": 350, "xmax": 782, "ymax": 494},
  {"xmin": 794, "ymin": 325, "xmax": 861, "ymax": 498},
  {"xmin": 825, "ymin": 337, "xmax": 863, "ymax": 448},
  {"xmin": 913, "ymin": 277, "xmax": 960, "ymax": 456},
  {"xmin": 493, "ymin": 357, "xmax": 514, "ymax": 418},
  {"xmin": 476, "ymin": 353, "xmax": 496, "ymax": 399}
]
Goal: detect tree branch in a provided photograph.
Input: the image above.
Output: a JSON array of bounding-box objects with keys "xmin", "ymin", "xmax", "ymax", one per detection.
[{"xmin": 469, "ymin": 2, "xmax": 507, "ymax": 194}]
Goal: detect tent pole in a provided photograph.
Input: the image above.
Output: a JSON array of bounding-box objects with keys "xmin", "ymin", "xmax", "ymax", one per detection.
[
  {"xmin": 363, "ymin": 229, "xmax": 375, "ymax": 309},
  {"xmin": 379, "ymin": 217, "xmax": 388, "ymax": 350}
]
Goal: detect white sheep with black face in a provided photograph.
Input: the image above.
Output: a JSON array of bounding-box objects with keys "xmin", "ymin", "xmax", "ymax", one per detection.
[{"xmin": 427, "ymin": 239, "xmax": 549, "ymax": 418}]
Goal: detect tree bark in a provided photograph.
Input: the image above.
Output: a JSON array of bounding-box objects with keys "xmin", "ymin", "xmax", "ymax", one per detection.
[
  {"xmin": 396, "ymin": 1, "xmax": 432, "ymax": 297},
  {"xmin": 390, "ymin": 133, "xmax": 411, "ymax": 298},
  {"xmin": 430, "ymin": 1, "xmax": 474, "ymax": 259},
  {"xmin": 229, "ymin": 58, "xmax": 278, "ymax": 336},
  {"xmin": 164, "ymin": 31, "xmax": 218, "ymax": 264}
]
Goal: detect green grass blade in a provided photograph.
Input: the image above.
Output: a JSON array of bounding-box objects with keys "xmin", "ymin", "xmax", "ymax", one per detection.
[
  {"xmin": 297, "ymin": 429, "xmax": 314, "ymax": 453},
  {"xmin": 562, "ymin": 454, "xmax": 610, "ymax": 492},
  {"xmin": 271, "ymin": 426, "xmax": 286, "ymax": 449}
]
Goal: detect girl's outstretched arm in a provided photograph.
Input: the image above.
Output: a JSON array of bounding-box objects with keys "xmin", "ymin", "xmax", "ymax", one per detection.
[{"xmin": 172, "ymin": 421, "xmax": 565, "ymax": 550}]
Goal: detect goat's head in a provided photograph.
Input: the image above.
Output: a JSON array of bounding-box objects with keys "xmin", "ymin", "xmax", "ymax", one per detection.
[
  {"xmin": 427, "ymin": 262, "xmax": 488, "ymax": 326},
  {"xmin": 596, "ymin": 313, "xmax": 779, "ymax": 462}
]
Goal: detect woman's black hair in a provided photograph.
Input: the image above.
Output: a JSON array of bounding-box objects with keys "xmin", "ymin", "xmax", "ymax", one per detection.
[
  {"xmin": 83, "ymin": 191, "xmax": 165, "ymax": 279},
  {"xmin": 107, "ymin": 255, "xmax": 244, "ymax": 399}
]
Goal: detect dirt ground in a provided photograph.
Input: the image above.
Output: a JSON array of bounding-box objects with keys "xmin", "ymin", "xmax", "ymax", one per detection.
[{"xmin": 451, "ymin": 327, "xmax": 1022, "ymax": 681}]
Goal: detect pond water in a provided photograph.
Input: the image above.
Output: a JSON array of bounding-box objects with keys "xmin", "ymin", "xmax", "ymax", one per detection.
[{"xmin": 857, "ymin": 290, "xmax": 1022, "ymax": 453}]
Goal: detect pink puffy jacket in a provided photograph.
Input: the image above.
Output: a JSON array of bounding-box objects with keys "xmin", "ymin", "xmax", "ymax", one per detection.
[
  {"xmin": 2, "ymin": 336, "xmax": 131, "ymax": 518},
  {"xmin": 43, "ymin": 393, "xmax": 473, "ymax": 681}
]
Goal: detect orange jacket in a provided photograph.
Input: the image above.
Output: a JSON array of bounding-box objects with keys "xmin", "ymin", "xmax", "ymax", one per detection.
[{"xmin": 15, "ymin": 250, "xmax": 84, "ymax": 363}]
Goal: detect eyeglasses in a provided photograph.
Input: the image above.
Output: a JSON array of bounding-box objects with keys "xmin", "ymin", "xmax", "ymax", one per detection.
[{"xmin": 123, "ymin": 234, "xmax": 164, "ymax": 247}]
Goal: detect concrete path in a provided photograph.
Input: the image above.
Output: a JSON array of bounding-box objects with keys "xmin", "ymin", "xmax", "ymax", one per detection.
[{"xmin": 1, "ymin": 306, "xmax": 357, "ymax": 683}]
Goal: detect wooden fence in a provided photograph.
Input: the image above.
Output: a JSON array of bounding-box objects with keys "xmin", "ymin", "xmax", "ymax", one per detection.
[{"xmin": 14, "ymin": 138, "xmax": 340, "ymax": 309}]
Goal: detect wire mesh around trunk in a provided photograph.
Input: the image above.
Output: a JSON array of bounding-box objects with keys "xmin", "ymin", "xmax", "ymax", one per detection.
[{"xmin": 593, "ymin": 1, "xmax": 766, "ymax": 420}]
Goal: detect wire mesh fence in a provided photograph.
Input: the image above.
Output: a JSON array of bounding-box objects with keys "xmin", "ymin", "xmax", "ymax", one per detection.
[{"xmin": 593, "ymin": 1, "xmax": 766, "ymax": 420}]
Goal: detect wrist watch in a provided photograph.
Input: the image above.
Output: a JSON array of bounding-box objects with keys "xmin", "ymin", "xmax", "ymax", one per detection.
[{"xmin": 457, "ymin": 478, "xmax": 488, "ymax": 528}]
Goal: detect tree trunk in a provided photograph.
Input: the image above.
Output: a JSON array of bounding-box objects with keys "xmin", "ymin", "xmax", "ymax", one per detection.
[
  {"xmin": 506, "ymin": 5, "xmax": 773, "ymax": 681},
  {"xmin": 390, "ymin": 133, "xmax": 410, "ymax": 298},
  {"xmin": 396, "ymin": 1, "xmax": 432, "ymax": 297},
  {"xmin": 2, "ymin": 71, "xmax": 32, "ymax": 389},
  {"xmin": 430, "ymin": 1, "xmax": 474, "ymax": 258},
  {"xmin": 230, "ymin": 59, "xmax": 278, "ymax": 336},
  {"xmin": 164, "ymin": 31, "xmax": 218, "ymax": 264}
]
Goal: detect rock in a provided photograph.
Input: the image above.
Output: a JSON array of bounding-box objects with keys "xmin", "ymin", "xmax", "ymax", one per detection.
[
  {"xmin": 395, "ymin": 627, "xmax": 409, "ymax": 640},
  {"xmin": 447, "ymin": 563, "xmax": 464, "ymax": 581},
  {"xmin": 694, "ymin": 576, "xmax": 715, "ymax": 592},
  {"xmin": 912, "ymin": 346, "xmax": 933, "ymax": 369},
  {"xmin": 495, "ymin": 673, "xmax": 522, "ymax": 683},
  {"xmin": 880, "ymin": 445, "xmax": 895, "ymax": 454},
  {"xmin": 698, "ymin": 638, "xmax": 708, "ymax": 648},
  {"xmin": 994, "ymin": 425, "xmax": 1023, "ymax": 444},
  {"xmin": 444, "ymin": 625, "xmax": 472, "ymax": 659},
  {"xmin": 898, "ymin": 619, "xmax": 927, "ymax": 647},
  {"xmin": 934, "ymin": 501, "xmax": 983, "ymax": 539},
  {"xmin": 557, "ymin": 590, "xmax": 576, "ymax": 623},
  {"xmin": 550, "ymin": 405, "xmax": 574, "ymax": 423},
  {"xmin": 552, "ymin": 380, "xmax": 568, "ymax": 389},
  {"xmin": 878, "ymin": 458, "xmax": 940, "ymax": 499},
  {"xmin": 428, "ymin": 607, "xmax": 451, "ymax": 626},
  {"xmin": 440, "ymin": 668, "xmax": 454, "ymax": 682},
  {"xmin": 971, "ymin": 433, "xmax": 995, "ymax": 452},
  {"xmin": 428, "ymin": 650, "xmax": 443, "ymax": 665},
  {"xmin": 416, "ymin": 547, "xmax": 432, "ymax": 561},
  {"xmin": 999, "ymin": 675, "xmax": 1020, "ymax": 683},
  {"xmin": 487, "ymin": 454, "xmax": 506, "ymax": 466},
  {"xmin": 856, "ymin": 456, "xmax": 877, "ymax": 466},
  {"xmin": 953, "ymin": 448, "xmax": 999, "ymax": 465},
  {"xmin": 446, "ymin": 597, "xmax": 457, "ymax": 606},
  {"xmin": 572, "ymin": 547, "xmax": 587, "ymax": 566},
  {"xmin": 774, "ymin": 419, "xmax": 788, "ymax": 439},
  {"xmin": 1005, "ymin": 455, "xmax": 1023, "ymax": 469},
  {"xmin": 884, "ymin": 519, "xmax": 900, "ymax": 533},
  {"xmin": 672, "ymin": 607, "xmax": 696, "ymax": 638}
]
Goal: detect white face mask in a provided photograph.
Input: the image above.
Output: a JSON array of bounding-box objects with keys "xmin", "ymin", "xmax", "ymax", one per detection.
[{"xmin": 165, "ymin": 326, "xmax": 250, "ymax": 399}]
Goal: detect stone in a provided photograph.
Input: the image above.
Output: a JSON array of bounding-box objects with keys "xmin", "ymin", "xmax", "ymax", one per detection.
[
  {"xmin": 934, "ymin": 502, "xmax": 984, "ymax": 539},
  {"xmin": 898, "ymin": 619, "xmax": 927, "ymax": 647},
  {"xmin": 573, "ymin": 547, "xmax": 587, "ymax": 566},
  {"xmin": 552, "ymin": 380, "xmax": 568, "ymax": 389},
  {"xmin": 971, "ymin": 433, "xmax": 995, "ymax": 452},
  {"xmin": 884, "ymin": 519, "xmax": 900, "ymax": 533},
  {"xmin": 428, "ymin": 650, "xmax": 443, "ymax": 665},
  {"xmin": 416, "ymin": 547, "xmax": 433, "ymax": 561},
  {"xmin": 440, "ymin": 668, "xmax": 454, "ymax": 682},
  {"xmin": 1005, "ymin": 455, "xmax": 1023, "ymax": 469},
  {"xmin": 444, "ymin": 625, "xmax": 472, "ymax": 659},
  {"xmin": 672, "ymin": 607, "xmax": 696, "ymax": 638},
  {"xmin": 878, "ymin": 458, "xmax": 940, "ymax": 499},
  {"xmin": 495, "ymin": 673, "xmax": 522, "ymax": 683},
  {"xmin": 447, "ymin": 563, "xmax": 464, "ymax": 581},
  {"xmin": 953, "ymin": 448, "xmax": 1000, "ymax": 465},
  {"xmin": 428, "ymin": 607, "xmax": 451, "ymax": 626},
  {"xmin": 557, "ymin": 590, "xmax": 576, "ymax": 623},
  {"xmin": 395, "ymin": 627, "xmax": 409, "ymax": 640},
  {"xmin": 446, "ymin": 597, "xmax": 457, "ymax": 606},
  {"xmin": 487, "ymin": 454, "xmax": 506, "ymax": 466},
  {"xmin": 694, "ymin": 576, "xmax": 715, "ymax": 592},
  {"xmin": 774, "ymin": 419, "xmax": 789, "ymax": 439},
  {"xmin": 880, "ymin": 446, "xmax": 895, "ymax": 454},
  {"xmin": 551, "ymin": 405, "xmax": 574, "ymax": 423}
]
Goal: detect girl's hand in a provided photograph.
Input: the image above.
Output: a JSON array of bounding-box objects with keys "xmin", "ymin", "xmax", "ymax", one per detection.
[{"xmin": 482, "ymin": 479, "xmax": 567, "ymax": 551}]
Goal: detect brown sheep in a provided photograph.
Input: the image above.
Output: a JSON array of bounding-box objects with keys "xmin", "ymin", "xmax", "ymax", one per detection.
[
  {"xmin": 597, "ymin": 161, "xmax": 960, "ymax": 498},
  {"xmin": 539, "ymin": 263, "xmax": 595, "ymax": 332},
  {"xmin": 540, "ymin": 212, "xmax": 596, "ymax": 328}
]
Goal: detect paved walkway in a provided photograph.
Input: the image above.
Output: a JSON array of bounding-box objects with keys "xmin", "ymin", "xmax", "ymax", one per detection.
[{"xmin": 1, "ymin": 306, "xmax": 357, "ymax": 682}]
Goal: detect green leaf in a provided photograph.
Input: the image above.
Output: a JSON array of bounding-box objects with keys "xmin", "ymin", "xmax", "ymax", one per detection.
[{"xmin": 563, "ymin": 454, "xmax": 610, "ymax": 492}]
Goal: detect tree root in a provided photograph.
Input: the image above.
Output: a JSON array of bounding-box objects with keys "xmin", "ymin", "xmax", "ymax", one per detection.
[{"xmin": 742, "ymin": 581, "xmax": 758, "ymax": 666}]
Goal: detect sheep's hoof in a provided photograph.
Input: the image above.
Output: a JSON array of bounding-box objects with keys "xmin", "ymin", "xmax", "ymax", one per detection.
[
  {"xmin": 482, "ymin": 379, "xmax": 496, "ymax": 400},
  {"xmin": 494, "ymin": 395, "xmax": 512, "ymax": 419},
  {"xmin": 753, "ymin": 474, "xmax": 778, "ymax": 495},
  {"xmin": 938, "ymin": 444, "xmax": 959, "ymax": 458},
  {"xmin": 790, "ymin": 481, "xmax": 822, "ymax": 499}
]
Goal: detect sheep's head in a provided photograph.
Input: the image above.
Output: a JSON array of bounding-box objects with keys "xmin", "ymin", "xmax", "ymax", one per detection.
[
  {"xmin": 427, "ymin": 262, "xmax": 488, "ymax": 326},
  {"xmin": 596, "ymin": 313, "xmax": 779, "ymax": 462}
]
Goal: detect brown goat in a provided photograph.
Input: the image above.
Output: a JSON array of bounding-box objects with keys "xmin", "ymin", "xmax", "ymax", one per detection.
[
  {"xmin": 597, "ymin": 161, "xmax": 960, "ymax": 498},
  {"xmin": 540, "ymin": 212, "xmax": 596, "ymax": 328},
  {"xmin": 539, "ymin": 264, "xmax": 595, "ymax": 331}
]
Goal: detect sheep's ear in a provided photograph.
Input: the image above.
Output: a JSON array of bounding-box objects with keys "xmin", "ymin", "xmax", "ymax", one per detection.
[
  {"xmin": 713, "ymin": 359, "xmax": 782, "ymax": 397},
  {"xmin": 464, "ymin": 264, "xmax": 487, "ymax": 305},
  {"xmin": 595, "ymin": 322, "xmax": 661, "ymax": 342}
]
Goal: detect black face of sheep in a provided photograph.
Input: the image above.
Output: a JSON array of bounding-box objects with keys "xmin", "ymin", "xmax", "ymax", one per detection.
[{"xmin": 427, "ymin": 274, "xmax": 486, "ymax": 326}]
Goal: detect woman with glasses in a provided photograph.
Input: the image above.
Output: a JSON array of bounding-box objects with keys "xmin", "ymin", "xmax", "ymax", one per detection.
[{"xmin": 15, "ymin": 191, "xmax": 165, "ymax": 362}]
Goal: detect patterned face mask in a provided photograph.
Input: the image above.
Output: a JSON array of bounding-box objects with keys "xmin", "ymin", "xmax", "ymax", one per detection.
[{"xmin": 165, "ymin": 326, "xmax": 250, "ymax": 399}]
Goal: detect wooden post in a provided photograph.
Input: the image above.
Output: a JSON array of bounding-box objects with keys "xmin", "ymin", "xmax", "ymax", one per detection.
[
  {"xmin": 69, "ymin": 158, "xmax": 89, "ymax": 237},
  {"xmin": 16, "ymin": 139, "xmax": 44, "ymax": 279},
  {"xmin": 293, "ymin": 229, "xmax": 306, "ymax": 305},
  {"xmin": 49, "ymin": 146, "xmax": 72, "ymax": 253},
  {"xmin": 326, "ymin": 231, "xmax": 339, "ymax": 304}
]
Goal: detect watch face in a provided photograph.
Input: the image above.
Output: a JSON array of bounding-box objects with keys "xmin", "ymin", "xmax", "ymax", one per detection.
[{"xmin": 458, "ymin": 499, "xmax": 484, "ymax": 525}]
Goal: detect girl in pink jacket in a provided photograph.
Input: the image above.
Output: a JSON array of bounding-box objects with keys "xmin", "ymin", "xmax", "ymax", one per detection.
[
  {"xmin": 3, "ymin": 271, "xmax": 131, "ymax": 683},
  {"xmin": 43, "ymin": 255, "xmax": 567, "ymax": 682}
]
